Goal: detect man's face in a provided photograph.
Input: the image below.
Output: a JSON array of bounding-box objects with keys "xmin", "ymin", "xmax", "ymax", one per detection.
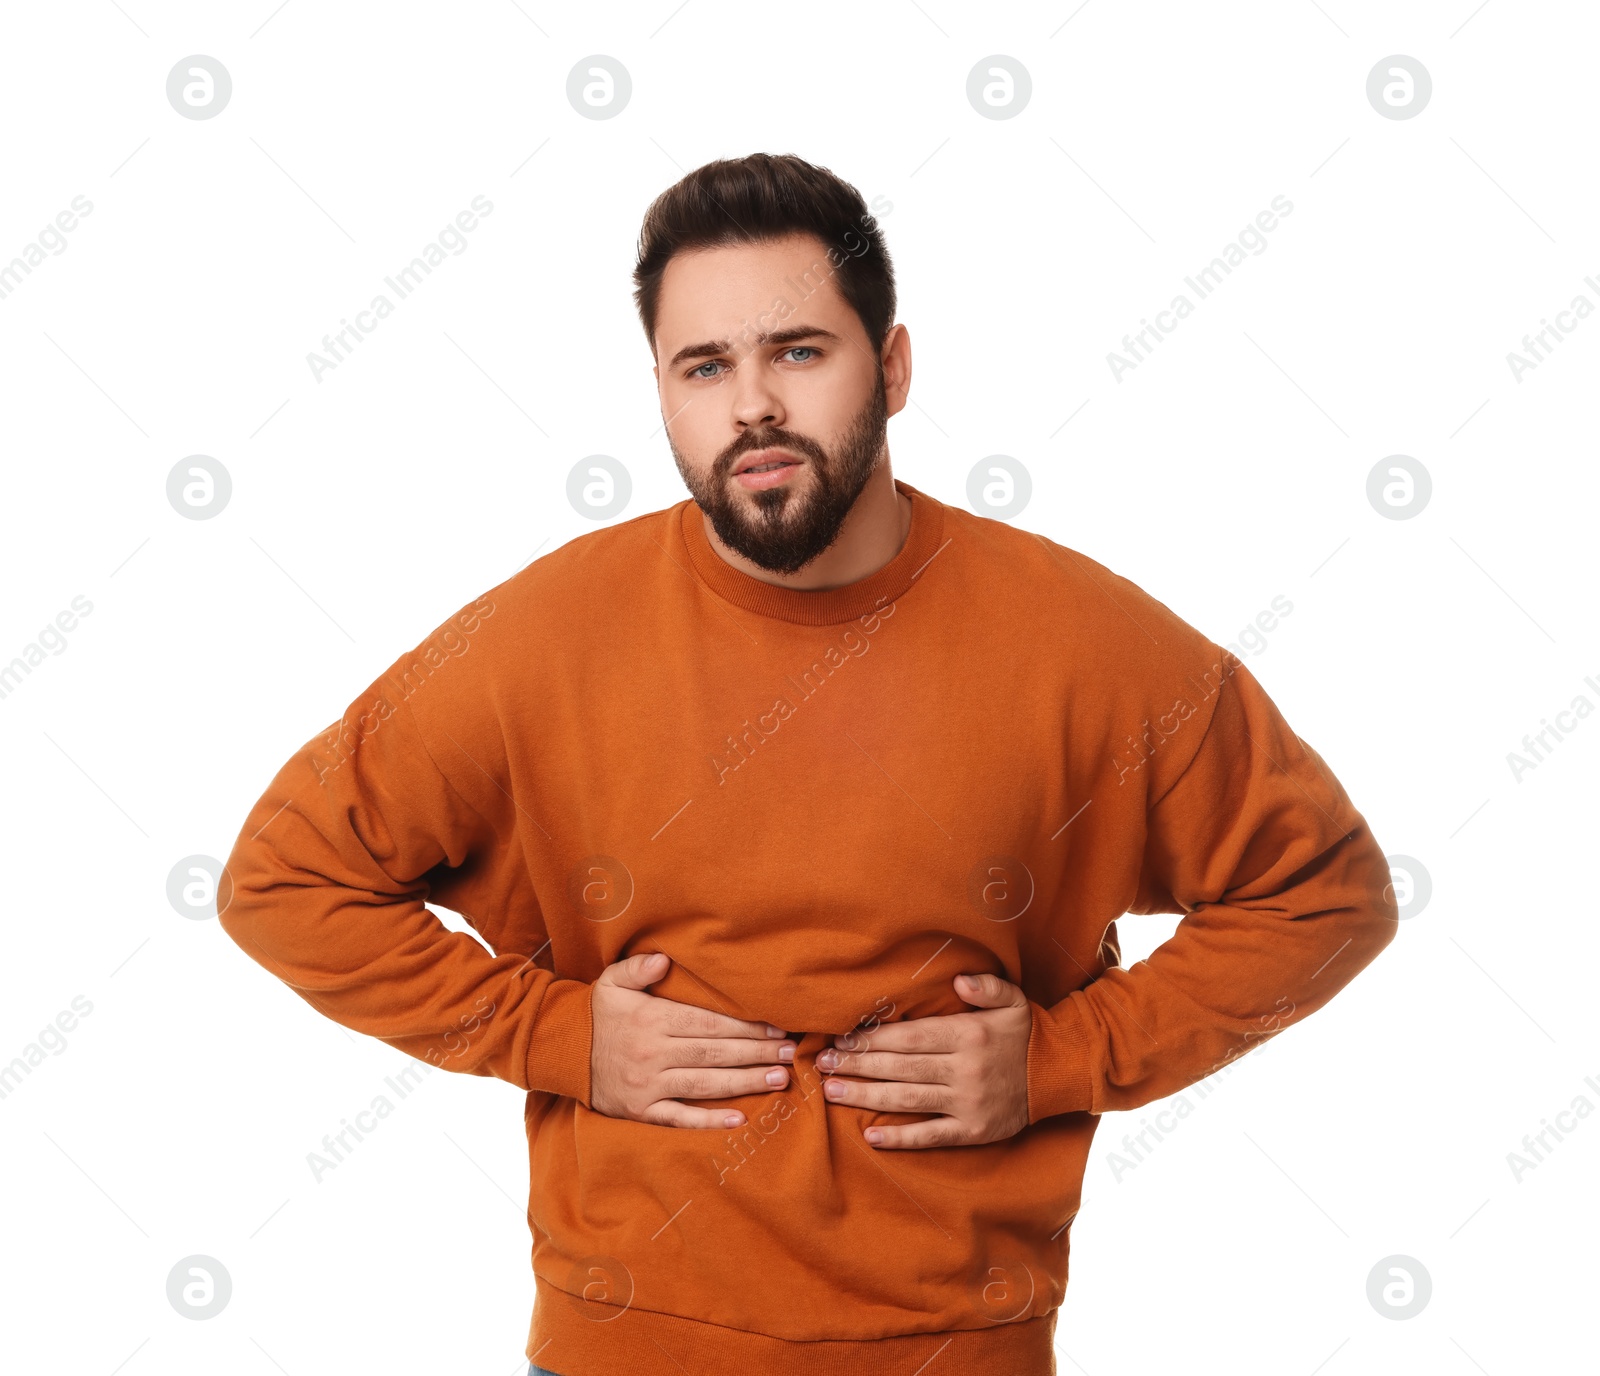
[{"xmin": 653, "ymin": 232, "xmax": 893, "ymax": 576}]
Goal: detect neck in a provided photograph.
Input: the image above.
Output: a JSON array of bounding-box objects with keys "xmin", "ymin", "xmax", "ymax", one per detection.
[{"xmin": 700, "ymin": 455, "xmax": 913, "ymax": 591}]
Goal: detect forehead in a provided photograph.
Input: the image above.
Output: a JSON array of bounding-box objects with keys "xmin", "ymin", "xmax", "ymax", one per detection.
[{"xmin": 653, "ymin": 232, "xmax": 858, "ymax": 354}]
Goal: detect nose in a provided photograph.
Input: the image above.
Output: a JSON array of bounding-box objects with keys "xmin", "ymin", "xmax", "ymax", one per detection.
[{"xmin": 728, "ymin": 369, "xmax": 784, "ymax": 432}]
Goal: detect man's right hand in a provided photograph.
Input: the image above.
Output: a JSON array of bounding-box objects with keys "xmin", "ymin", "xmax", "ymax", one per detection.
[{"xmin": 589, "ymin": 952, "xmax": 795, "ymax": 1128}]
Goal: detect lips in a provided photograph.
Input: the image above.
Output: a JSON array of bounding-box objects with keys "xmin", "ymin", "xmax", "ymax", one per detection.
[{"xmin": 732, "ymin": 447, "xmax": 802, "ymax": 476}]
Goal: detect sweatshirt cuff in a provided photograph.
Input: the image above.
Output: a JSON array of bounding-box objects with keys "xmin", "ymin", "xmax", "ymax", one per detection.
[
  {"xmin": 525, "ymin": 977, "xmax": 594, "ymax": 1107},
  {"xmin": 1026, "ymin": 994, "xmax": 1097, "ymax": 1121}
]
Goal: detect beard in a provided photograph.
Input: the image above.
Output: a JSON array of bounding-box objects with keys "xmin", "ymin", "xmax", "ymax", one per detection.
[{"xmin": 670, "ymin": 371, "xmax": 890, "ymax": 576}]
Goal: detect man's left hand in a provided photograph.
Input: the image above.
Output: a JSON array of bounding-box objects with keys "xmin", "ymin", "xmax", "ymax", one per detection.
[{"xmin": 815, "ymin": 973, "xmax": 1032, "ymax": 1149}]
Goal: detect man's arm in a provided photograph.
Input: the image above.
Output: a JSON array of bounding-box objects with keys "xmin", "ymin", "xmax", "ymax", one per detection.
[
  {"xmin": 1025, "ymin": 656, "xmax": 1399, "ymax": 1120},
  {"xmin": 216, "ymin": 662, "xmax": 597, "ymax": 1098},
  {"xmin": 820, "ymin": 655, "xmax": 1398, "ymax": 1144},
  {"xmin": 217, "ymin": 654, "xmax": 797, "ymax": 1123}
]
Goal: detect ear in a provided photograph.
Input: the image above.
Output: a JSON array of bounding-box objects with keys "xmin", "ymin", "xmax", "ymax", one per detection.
[{"xmin": 881, "ymin": 323, "xmax": 911, "ymax": 418}]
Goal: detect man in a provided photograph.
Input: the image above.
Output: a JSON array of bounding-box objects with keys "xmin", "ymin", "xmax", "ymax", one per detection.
[{"xmin": 218, "ymin": 153, "xmax": 1398, "ymax": 1376}]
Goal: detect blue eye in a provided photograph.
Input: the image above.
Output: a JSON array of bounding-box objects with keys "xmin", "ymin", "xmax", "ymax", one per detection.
[
  {"xmin": 785, "ymin": 347, "xmax": 816, "ymax": 362},
  {"xmin": 690, "ymin": 361, "xmax": 723, "ymax": 379}
]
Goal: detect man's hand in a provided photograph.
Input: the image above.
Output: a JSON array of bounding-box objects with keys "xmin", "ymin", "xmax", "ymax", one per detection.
[
  {"xmin": 816, "ymin": 972, "xmax": 1032, "ymax": 1149},
  {"xmin": 589, "ymin": 952, "xmax": 795, "ymax": 1128}
]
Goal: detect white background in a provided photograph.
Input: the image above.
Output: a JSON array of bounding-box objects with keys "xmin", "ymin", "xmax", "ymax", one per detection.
[{"xmin": 1, "ymin": 2, "xmax": 1595, "ymax": 1373}]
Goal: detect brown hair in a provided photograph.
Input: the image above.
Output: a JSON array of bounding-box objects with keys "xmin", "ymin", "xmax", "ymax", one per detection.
[{"xmin": 632, "ymin": 153, "xmax": 894, "ymax": 357}]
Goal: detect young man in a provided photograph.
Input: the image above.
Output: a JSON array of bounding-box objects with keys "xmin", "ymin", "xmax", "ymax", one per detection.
[{"xmin": 218, "ymin": 153, "xmax": 1398, "ymax": 1376}]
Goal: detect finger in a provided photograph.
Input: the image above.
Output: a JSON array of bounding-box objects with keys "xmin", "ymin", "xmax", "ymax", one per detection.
[
  {"xmin": 657, "ymin": 1065, "xmax": 792, "ymax": 1101},
  {"xmin": 836, "ymin": 1017, "xmax": 961, "ymax": 1055},
  {"xmin": 953, "ymin": 972, "xmax": 1028, "ymax": 1010},
  {"xmin": 821, "ymin": 1075, "xmax": 953, "ymax": 1115},
  {"xmin": 596, "ymin": 951, "xmax": 670, "ymax": 991},
  {"xmin": 666, "ymin": 1037, "xmax": 796, "ymax": 1069},
  {"xmin": 818, "ymin": 1048, "xmax": 945, "ymax": 1082},
  {"xmin": 651, "ymin": 997, "xmax": 787, "ymax": 1042},
  {"xmin": 863, "ymin": 1117, "xmax": 972, "ymax": 1150},
  {"xmin": 641, "ymin": 1099, "xmax": 750, "ymax": 1130}
]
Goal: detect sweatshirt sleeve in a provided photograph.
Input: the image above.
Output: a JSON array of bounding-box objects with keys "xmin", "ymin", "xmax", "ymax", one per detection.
[
  {"xmin": 1025, "ymin": 655, "xmax": 1398, "ymax": 1120},
  {"xmin": 215, "ymin": 658, "xmax": 593, "ymax": 1104}
]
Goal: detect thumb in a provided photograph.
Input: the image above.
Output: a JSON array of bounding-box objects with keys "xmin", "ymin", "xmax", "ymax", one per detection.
[
  {"xmin": 599, "ymin": 951, "xmax": 669, "ymax": 990},
  {"xmin": 954, "ymin": 972, "xmax": 1025, "ymax": 1009}
]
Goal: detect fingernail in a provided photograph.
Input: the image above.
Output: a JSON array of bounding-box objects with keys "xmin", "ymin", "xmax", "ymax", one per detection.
[
  {"xmin": 724, "ymin": 1113, "xmax": 743, "ymax": 1128},
  {"xmin": 816, "ymin": 1049, "xmax": 838, "ymax": 1070},
  {"xmin": 825, "ymin": 1079, "xmax": 844, "ymax": 1098},
  {"xmin": 766, "ymin": 1067, "xmax": 787, "ymax": 1086},
  {"xmin": 765, "ymin": 1024, "xmax": 787, "ymax": 1038},
  {"xmin": 778, "ymin": 1044, "xmax": 795, "ymax": 1062},
  {"xmin": 865, "ymin": 1128, "xmax": 883, "ymax": 1144}
]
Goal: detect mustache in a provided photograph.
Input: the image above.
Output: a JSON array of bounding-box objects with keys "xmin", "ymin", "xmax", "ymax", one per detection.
[{"xmin": 717, "ymin": 428, "xmax": 826, "ymax": 475}]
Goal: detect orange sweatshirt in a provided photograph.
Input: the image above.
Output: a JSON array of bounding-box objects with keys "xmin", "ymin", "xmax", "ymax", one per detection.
[{"xmin": 218, "ymin": 478, "xmax": 1397, "ymax": 1376}]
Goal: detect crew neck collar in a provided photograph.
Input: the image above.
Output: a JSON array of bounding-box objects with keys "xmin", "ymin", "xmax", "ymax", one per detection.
[{"xmin": 678, "ymin": 478, "xmax": 947, "ymax": 626}]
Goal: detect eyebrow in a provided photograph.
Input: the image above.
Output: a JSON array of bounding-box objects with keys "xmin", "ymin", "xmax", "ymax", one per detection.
[{"xmin": 666, "ymin": 325, "xmax": 842, "ymax": 370}]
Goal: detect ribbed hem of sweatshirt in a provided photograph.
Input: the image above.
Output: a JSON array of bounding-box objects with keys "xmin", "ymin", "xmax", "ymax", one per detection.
[
  {"xmin": 1026, "ymin": 992, "xmax": 1096, "ymax": 1121},
  {"xmin": 526, "ymin": 1276, "xmax": 1058, "ymax": 1375},
  {"xmin": 524, "ymin": 977, "xmax": 594, "ymax": 1106}
]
